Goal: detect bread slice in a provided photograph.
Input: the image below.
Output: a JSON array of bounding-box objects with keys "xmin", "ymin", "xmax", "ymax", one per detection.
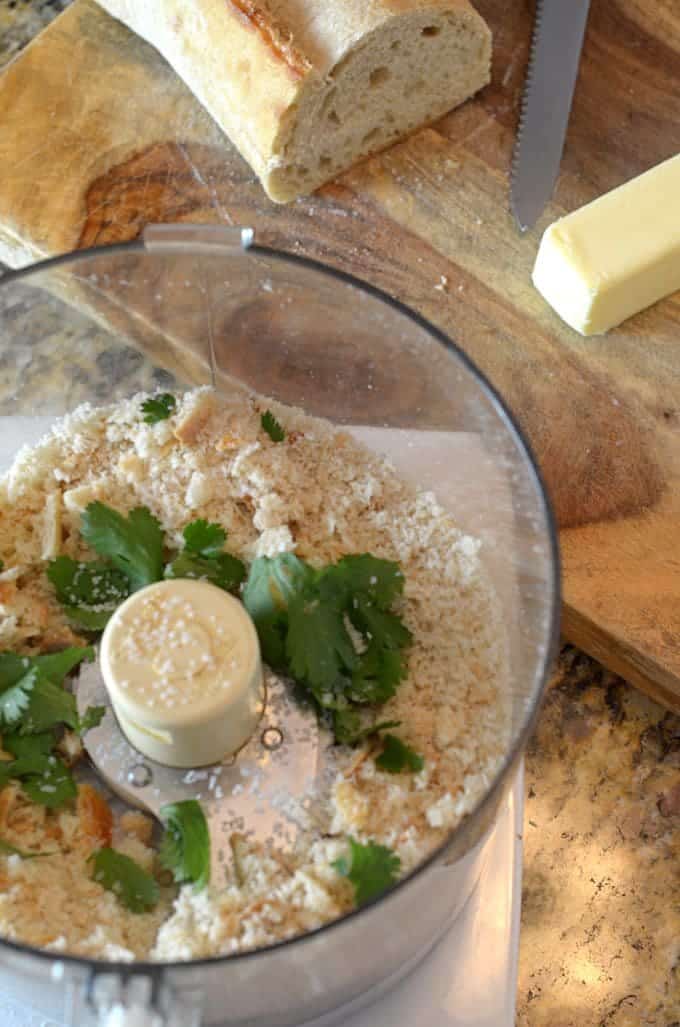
[{"xmin": 93, "ymin": 0, "xmax": 492, "ymax": 202}]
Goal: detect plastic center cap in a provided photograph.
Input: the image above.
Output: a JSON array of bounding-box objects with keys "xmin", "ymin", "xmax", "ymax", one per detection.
[{"xmin": 100, "ymin": 579, "xmax": 264, "ymax": 768}]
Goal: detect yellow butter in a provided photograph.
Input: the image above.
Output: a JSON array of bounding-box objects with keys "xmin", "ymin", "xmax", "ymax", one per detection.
[
  {"xmin": 533, "ymin": 153, "xmax": 680, "ymax": 335},
  {"xmin": 101, "ymin": 579, "xmax": 264, "ymax": 768}
]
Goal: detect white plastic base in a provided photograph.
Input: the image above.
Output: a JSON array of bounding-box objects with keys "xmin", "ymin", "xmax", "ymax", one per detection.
[{"xmin": 0, "ymin": 766, "xmax": 522, "ymax": 1027}]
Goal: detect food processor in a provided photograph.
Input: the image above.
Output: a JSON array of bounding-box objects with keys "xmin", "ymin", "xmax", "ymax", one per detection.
[{"xmin": 0, "ymin": 224, "xmax": 559, "ymax": 1026}]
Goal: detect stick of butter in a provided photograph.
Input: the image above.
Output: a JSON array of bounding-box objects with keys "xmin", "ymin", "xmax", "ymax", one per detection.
[{"xmin": 532, "ymin": 152, "xmax": 680, "ymax": 335}]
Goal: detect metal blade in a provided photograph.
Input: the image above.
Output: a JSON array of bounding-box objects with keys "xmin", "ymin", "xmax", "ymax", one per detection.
[{"xmin": 511, "ymin": 0, "xmax": 592, "ymax": 232}]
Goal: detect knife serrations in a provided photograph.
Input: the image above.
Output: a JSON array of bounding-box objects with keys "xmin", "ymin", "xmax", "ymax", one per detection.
[{"xmin": 510, "ymin": 0, "xmax": 592, "ymax": 232}]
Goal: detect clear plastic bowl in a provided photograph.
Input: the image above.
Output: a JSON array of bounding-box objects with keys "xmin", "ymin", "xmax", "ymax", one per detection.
[{"xmin": 0, "ymin": 225, "xmax": 559, "ymax": 1027}]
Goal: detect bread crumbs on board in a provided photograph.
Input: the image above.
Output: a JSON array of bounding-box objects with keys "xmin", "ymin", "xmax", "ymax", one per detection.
[{"xmin": 0, "ymin": 387, "xmax": 510, "ymax": 959}]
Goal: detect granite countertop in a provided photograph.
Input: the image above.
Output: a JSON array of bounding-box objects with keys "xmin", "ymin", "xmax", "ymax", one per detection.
[{"xmin": 1, "ymin": 5, "xmax": 679, "ymax": 1026}]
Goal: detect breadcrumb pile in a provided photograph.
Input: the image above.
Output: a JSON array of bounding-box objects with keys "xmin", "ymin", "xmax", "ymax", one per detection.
[{"xmin": 0, "ymin": 387, "xmax": 509, "ymax": 960}]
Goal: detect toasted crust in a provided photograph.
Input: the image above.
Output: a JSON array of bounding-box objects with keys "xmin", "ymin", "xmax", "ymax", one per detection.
[{"xmin": 93, "ymin": 0, "xmax": 491, "ymax": 200}]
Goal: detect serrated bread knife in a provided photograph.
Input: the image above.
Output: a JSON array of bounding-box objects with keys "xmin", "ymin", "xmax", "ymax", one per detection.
[{"xmin": 511, "ymin": 0, "xmax": 592, "ymax": 232}]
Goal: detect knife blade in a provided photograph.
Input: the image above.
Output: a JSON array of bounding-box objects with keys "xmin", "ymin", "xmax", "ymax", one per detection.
[{"xmin": 511, "ymin": 0, "xmax": 592, "ymax": 232}]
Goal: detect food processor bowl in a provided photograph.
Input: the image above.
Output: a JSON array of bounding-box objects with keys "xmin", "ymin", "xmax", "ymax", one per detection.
[{"xmin": 0, "ymin": 225, "xmax": 560, "ymax": 1027}]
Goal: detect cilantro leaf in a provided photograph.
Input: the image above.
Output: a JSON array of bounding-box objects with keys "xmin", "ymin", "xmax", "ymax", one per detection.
[
  {"xmin": 159, "ymin": 800, "xmax": 210, "ymax": 891},
  {"xmin": 48, "ymin": 557, "xmax": 129, "ymax": 627},
  {"xmin": 286, "ymin": 591, "xmax": 358, "ymax": 691},
  {"xmin": 90, "ymin": 848, "xmax": 160, "ymax": 913},
  {"xmin": 333, "ymin": 837, "xmax": 401, "ymax": 905},
  {"xmin": 350, "ymin": 643, "xmax": 406, "ymax": 705},
  {"xmin": 331, "ymin": 712, "xmax": 400, "ymax": 747},
  {"xmin": 0, "ymin": 668, "xmax": 38, "ymax": 728},
  {"xmin": 76, "ymin": 705, "xmax": 106, "ymax": 734},
  {"xmin": 165, "ymin": 551, "xmax": 245, "ymax": 594},
  {"xmin": 20, "ymin": 677, "xmax": 79, "ymax": 735},
  {"xmin": 0, "ymin": 653, "xmax": 32, "ymax": 691},
  {"xmin": 47, "ymin": 557, "xmax": 129, "ymax": 607},
  {"xmin": 22, "ymin": 755, "xmax": 77, "ymax": 808},
  {"xmin": 141, "ymin": 393, "xmax": 177, "ymax": 424},
  {"xmin": 330, "ymin": 555, "xmax": 405, "ymax": 610},
  {"xmin": 61, "ymin": 606, "xmax": 114, "ymax": 631},
  {"xmin": 261, "ymin": 410, "xmax": 285, "ymax": 442},
  {"xmin": 243, "ymin": 554, "xmax": 314, "ymax": 669},
  {"xmin": 33, "ymin": 647, "xmax": 94, "ymax": 686},
  {"xmin": 349, "ymin": 595, "xmax": 412, "ymax": 652},
  {"xmin": 375, "ymin": 734, "xmax": 424, "ymax": 774},
  {"xmin": 81, "ymin": 503, "xmax": 164, "ymax": 592},
  {"xmin": 2, "ymin": 731, "xmax": 55, "ymax": 763},
  {"xmin": 182, "ymin": 520, "xmax": 226, "ymax": 558},
  {"xmin": 0, "ymin": 559, "xmax": 4, "ymax": 572}
]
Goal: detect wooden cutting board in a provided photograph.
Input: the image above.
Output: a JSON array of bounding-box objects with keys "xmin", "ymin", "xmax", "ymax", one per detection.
[{"xmin": 0, "ymin": 0, "xmax": 679, "ymax": 710}]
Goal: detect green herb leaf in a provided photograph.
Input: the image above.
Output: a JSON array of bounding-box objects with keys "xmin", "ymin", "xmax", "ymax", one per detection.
[
  {"xmin": 76, "ymin": 705, "xmax": 106, "ymax": 734},
  {"xmin": 141, "ymin": 393, "xmax": 177, "ymax": 424},
  {"xmin": 81, "ymin": 503, "xmax": 164, "ymax": 592},
  {"xmin": 330, "ymin": 555, "xmax": 405, "ymax": 610},
  {"xmin": 242, "ymin": 554, "xmax": 313, "ymax": 669},
  {"xmin": 261, "ymin": 410, "xmax": 285, "ymax": 443},
  {"xmin": 0, "ymin": 559, "xmax": 4, "ymax": 572},
  {"xmin": 20, "ymin": 677, "xmax": 79, "ymax": 735},
  {"xmin": 2, "ymin": 730, "xmax": 55, "ymax": 763},
  {"xmin": 182, "ymin": 520, "xmax": 226, "ymax": 558},
  {"xmin": 375, "ymin": 734, "xmax": 424, "ymax": 774},
  {"xmin": 159, "ymin": 800, "xmax": 210, "ymax": 891},
  {"xmin": 0, "ymin": 653, "xmax": 32, "ymax": 692},
  {"xmin": 286, "ymin": 591, "xmax": 358, "ymax": 692},
  {"xmin": 61, "ymin": 606, "xmax": 114, "ymax": 631},
  {"xmin": 331, "ymin": 711, "xmax": 401, "ymax": 747},
  {"xmin": 0, "ymin": 668, "xmax": 39, "ymax": 729},
  {"xmin": 47, "ymin": 557, "xmax": 129, "ymax": 608},
  {"xmin": 90, "ymin": 847, "xmax": 160, "ymax": 913},
  {"xmin": 22, "ymin": 756, "xmax": 77, "ymax": 808},
  {"xmin": 349, "ymin": 643, "xmax": 406, "ymax": 705},
  {"xmin": 349, "ymin": 595, "xmax": 412, "ymax": 652},
  {"xmin": 33, "ymin": 647, "xmax": 94, "ymax": 686},
  {"xmin": 165, "ymin": 551, "xmax": 245, "ymax": 594},
  {"xmin": 333, "ymin": 837, "xmax": 401, "ymax": 905}
]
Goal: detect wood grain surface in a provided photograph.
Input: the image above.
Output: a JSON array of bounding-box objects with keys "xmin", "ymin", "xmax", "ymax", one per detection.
[{"xmin": 0, "ymin": 0, "xmax": 678, "ymax": 708}]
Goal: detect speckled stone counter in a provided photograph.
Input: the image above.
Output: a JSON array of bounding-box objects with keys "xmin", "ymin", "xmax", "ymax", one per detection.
[{"xmin": 1, "ymin": 6, "xmax": 679, "ymax": 1026}]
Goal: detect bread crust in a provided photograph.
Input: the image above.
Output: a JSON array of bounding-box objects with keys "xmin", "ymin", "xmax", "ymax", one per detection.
[{"xmin": 93, "ymin": 0, "xmax": 491, "ymax": 199}]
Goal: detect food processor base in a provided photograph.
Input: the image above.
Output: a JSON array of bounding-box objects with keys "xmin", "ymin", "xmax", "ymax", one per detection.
[{"xmin": 0, "ymin": 766, "xmax": 523, "ymax": 1027}]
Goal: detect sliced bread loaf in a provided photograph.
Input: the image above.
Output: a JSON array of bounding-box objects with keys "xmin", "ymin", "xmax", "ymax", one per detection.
[{"xmin": 93, "ymin": 0, "xmax": 492, "ymax": 202}]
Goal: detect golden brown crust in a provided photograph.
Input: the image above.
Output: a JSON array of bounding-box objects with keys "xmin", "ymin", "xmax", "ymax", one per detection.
[{"xmin": 226, "ymin": 0, "xmax": 311, "ymax": 79}]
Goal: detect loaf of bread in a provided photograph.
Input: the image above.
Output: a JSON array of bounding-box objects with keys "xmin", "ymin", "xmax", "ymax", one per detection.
[{"xmin": 93, "ymin": 0, "xmax": 492, "ymax": 202}]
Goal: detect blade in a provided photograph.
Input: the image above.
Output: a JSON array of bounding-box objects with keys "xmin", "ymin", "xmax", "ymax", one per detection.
[{"xmin": 511, "ymin": 0, "xmax": 592, "ymax": 231}]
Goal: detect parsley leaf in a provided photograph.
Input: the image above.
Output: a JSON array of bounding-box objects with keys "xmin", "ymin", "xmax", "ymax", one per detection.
[
  {"xmin": 349, "ymin": 595, "xmax": 412, "ymax": 652},
  {"xmin": 165, "ymin": 520, "xmax": 245, "ymax": 594},
  {"xmin": 159, "ymin": 800, "xmax": 210, "ymax": 891},
  {"xmin": 261, "ymin": 410, "xmax": 285, "ymax": 442},
  {"xmin": 90, "ymin": 848, "xmax": 160, "ymax": 913},
  {"xmin": 2, "ymin": 731, "xmax": 55, "ymax": 763},
  {"xmin": 333, "ymin": 837, "xmax": 401, "ymax": 905},
  {"xmin": 0, "ymin": 667, "xmax": 39, "ymax": 729},
  {"xmin": 81, "ymin": 503, "xmax": 164, "ymax": 592},
  {"xmin": 48, "ymin": 556, "xmax": 129, "ymax": 628},
  {"xmin": 141, "ymin": 393, "xmax": 177, "ymax": 424},
  {"xmin": 375, "ymin": 734, "xmax": 424, "ymax": 774},
  {"xmin": 182, "ymin": 520, "xmax": 226, "ymax": 558},
  {"xmin": 22, "ymin": 756, "xmax": 77, "ymax": 808},
  {"xmin": 0, "ymin": 648, "xmax": 94, "ymax": 735}
]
